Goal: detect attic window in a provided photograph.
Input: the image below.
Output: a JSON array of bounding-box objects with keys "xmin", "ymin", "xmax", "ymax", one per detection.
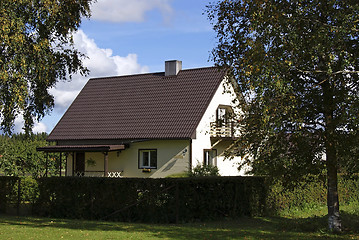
[{"xmin": 139, "ymin": 149, "xmax": 157, "ymax": 169}]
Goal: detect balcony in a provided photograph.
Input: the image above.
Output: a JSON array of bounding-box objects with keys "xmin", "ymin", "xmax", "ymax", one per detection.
[{"xmin": 210, "ymin": 122, "xmax": 238, "ymax": 139}]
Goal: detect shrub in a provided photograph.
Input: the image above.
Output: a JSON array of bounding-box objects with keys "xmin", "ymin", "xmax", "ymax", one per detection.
[
  {"xmin": 266, "ymin": 174, "xmax": 359, "ymax": 214},
  {"xmin": 189, "ymin": 164, "xmax": 220, "ymax": 177},
  {"xmin": 19, "ymin": 177, "xmax": 39, "ymax": 203}
]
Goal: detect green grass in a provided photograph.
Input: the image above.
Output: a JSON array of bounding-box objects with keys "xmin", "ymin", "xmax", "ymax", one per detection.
[{"xmin": 0, "ymin": 205, "xmax": 358, "ymax": 240}]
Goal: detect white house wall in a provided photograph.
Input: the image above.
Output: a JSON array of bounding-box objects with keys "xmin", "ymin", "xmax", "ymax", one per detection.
[
  {"xmin": 192, "ymin": 77, "xmax": 245, "ymax": 176},
  {"xmin": 66, "ymin": 140, "xmax": 190, "ymax": 178}
]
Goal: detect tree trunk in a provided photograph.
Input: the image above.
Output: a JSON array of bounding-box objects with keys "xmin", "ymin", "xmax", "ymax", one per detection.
[
  {"xmin": 322, "ymin": 75, "xmax": 342, "ymax": 232},
  {"xmin": 326, "ymin": 144, "xmax": 341, "ymax": 232}
]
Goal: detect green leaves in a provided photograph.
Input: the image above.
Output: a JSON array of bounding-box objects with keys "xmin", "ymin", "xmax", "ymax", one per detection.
[
  {"xmin": 0, "ymin": 0, "xmax": 93, "ymax": 134},
  {"xmin": 0, "ymin": 133, "xmax": 53, "ymax": 178},
  {"xmin": 207, "ymin": 0, "xmax": 359, "ymax": 179},
  {"xmin": 189, "ymin": 164, "xmax": 220, "ymax": 177}
]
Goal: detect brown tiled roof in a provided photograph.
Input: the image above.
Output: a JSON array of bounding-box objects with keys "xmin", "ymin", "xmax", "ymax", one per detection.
[{"xmin": 47, "ymin": 67, "xmax": 226, "ymax": 141}]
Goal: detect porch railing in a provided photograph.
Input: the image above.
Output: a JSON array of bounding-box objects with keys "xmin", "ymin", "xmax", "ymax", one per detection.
[
  {"xmin": 74, "ymin": 171, "xmax": 123, "ymax": 178},
  {"xmin": 107, "ymin": 171, "xmax": 123, "ymax": 178},
  {"xmin": 210, "ymin": 122, "xmax": 238, "ymax": 138}
]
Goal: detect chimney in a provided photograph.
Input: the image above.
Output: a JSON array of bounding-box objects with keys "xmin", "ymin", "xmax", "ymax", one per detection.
[{"xmin": 165, "ymin": 60, "xmax": 182, "ymax": 76}]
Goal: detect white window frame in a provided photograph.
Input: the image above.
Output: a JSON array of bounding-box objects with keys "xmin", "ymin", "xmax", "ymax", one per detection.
[{"xmin": 138, "ymin": 149, "xmax": 157, "ymax": 169}]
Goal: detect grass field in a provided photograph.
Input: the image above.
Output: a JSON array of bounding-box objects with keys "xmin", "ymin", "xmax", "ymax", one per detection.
[{"xmin": 0, "ymin": 204, "xmax": 358, "ymax": 240}]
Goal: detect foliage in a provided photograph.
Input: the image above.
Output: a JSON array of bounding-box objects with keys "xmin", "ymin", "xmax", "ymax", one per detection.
[
  {"xmin": 188, "ymin": 164, "xmax": 220, "ymax": 177},
  {"xmin": 207, "ymin": 0, "xmax": 359, "ymax": 181},
  {"xmin": 207, "ymin": 0, "xmax": 359, "ymax": 231},
  {"xmin": 0, "ymin": 133, "xmax": 62, "ymax": 178},
  {"xmin": 86, "ymin": 157, "xmax": 96, "ymax": 167},
  {"xmin": 18, "ymin": 177, "xmax": 39, "ymax": 203},
  {"xmin": 0, "ymin": 0, "xmax": 93, "ymax": 134},
  {"xmin": 266, "ymin": 175, "xmax": 359, "ymax": 214},
  {"xmin": 0, "ymin": 177, "xmax": 39, "ymax": 214}
]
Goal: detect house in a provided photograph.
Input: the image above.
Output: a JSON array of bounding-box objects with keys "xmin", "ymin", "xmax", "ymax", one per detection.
[{"xmin": 38, "ymin": 60, "xmax": 246, "ymax": 178}]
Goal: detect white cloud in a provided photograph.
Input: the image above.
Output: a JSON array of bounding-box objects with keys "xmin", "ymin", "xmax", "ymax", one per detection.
[
  {"xmin": 12, "ymin": 30, "xmax": 148, "ymax": 134},
  {"xmin": 33, "ymin": 122, "xmax": 47, "ymax": 134},
  {"xmin": 90, "ymin": 0, "xmax": 173, "ymax": 23},
  {"xmin": 13, "ymin": 115, "xmax": 25, "ymax": 134},
  {"xmin": 50, "ymin": 30, "xmax": 149, "ymax": 113},
  {"xmin": 13, "ymin": 115, "xmax": 47, "ymax": 134}
]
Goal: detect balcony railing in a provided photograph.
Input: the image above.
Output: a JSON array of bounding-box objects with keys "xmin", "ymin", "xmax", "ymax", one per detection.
[
  {"xmin": 210, "ymin": 122, "xmax": 238, "ymax": 138},
  {"xmin": 74, "ymin": 171, "xmax": 123, "ymax": 178}
]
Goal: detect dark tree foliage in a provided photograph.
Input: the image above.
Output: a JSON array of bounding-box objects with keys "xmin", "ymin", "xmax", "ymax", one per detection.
[
  {"xmin": 207, "ymin": 0, "xmax": 359, "ymax": 232},
  {"xmin": 0, "ymin": 0, "xmax": 94, "ymax": 134}
]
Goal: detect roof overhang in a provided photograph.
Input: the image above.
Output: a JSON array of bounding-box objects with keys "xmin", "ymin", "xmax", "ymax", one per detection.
[{"xmin": 36, "ymin": 144, "xmax": 127, "ymax": 153}]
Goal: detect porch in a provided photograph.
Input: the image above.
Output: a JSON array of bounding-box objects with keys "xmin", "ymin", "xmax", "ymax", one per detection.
[{"xmin": 36, "ymin": 144, "xmax": 127, "ymax": 178}]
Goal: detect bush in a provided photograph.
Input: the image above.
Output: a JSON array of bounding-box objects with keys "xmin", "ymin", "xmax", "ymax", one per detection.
[
  {"xmin": 19, "ymin": 177, "xmax": 39, "ymax": 203},
  {"xmin": 338, "ymin": 175, "xmax": 359, "ymax": 204},
  {"xmin": 266, "ymin": 174, "xmax": 359, "ymax": 214},
  {"xmin": 189, "ymin": 164, "xmax": 220, "ymax": 177}
]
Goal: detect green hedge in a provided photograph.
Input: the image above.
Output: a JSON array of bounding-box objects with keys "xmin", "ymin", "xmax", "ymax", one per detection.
[
  {"xmin": 0, "ymin": 176, "xmax": 18, "ymax": 213},
  {"xmin": 2, "ymin": 175, "xmax": 357, "ymax": 222},
  {"xmin": 0, "ymin": 176, "xmax": 40, "ymax": 214},
  {"xmin": 33, "ymin": 176, "xmax": 266, "ymax": 222}
]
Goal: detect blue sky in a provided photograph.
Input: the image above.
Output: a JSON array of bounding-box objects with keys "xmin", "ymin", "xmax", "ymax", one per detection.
[{"xmin": 17, "ymin": 0, "xmax": 218, "ymax": 134}]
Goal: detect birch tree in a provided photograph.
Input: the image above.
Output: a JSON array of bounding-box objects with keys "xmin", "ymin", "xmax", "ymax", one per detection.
[
  {"xmin": 0, "ymin": 0, "xmax": 93, "ymax": 134},
  {"xmin": 207, "ymin": 0, "xmax": 359, "ymax": 232}
]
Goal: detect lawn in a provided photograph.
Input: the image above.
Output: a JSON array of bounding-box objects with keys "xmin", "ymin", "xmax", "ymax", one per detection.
[{"xmin": 0, "ymin": 205, "xmax": 358, "ymax": 240}]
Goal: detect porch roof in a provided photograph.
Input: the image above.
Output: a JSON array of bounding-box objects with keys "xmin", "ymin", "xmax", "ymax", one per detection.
[{"xmin": 36, "ymin": 144, "xmax": 126, "ymax": 153}]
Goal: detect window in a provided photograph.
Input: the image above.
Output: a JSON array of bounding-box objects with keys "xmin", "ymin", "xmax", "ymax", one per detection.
[
  {"xmin": 204, "ymin": 149, "xmax": 217, "ymax": 166},
  {"xmin": 139, "ymin": 149, "xmax": 157, "ymax": 169}
]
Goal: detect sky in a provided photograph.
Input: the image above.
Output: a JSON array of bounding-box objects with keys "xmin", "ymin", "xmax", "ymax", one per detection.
[{"xmin": 14, "ymin": 0, "xmax": 218, "ymax": 134}]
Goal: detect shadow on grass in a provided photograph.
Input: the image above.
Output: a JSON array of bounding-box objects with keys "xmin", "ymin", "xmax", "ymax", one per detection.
[{"xmin": 0, "ymin": 212, "xmax": 358, "ymax": 240}]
